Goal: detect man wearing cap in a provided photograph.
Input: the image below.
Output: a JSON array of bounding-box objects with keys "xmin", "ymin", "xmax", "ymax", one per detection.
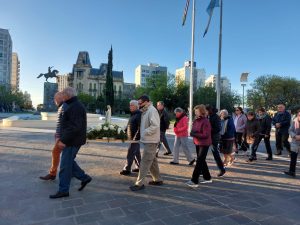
[{"xmin": 130, "ymin": 95, "xmax": 163, "ymax": 191}]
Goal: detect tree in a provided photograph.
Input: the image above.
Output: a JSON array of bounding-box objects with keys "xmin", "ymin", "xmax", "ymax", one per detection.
[
  {"xmin": 105, "ymin": 46, "xmax": 114, "ymax": 110},
  {"xmin": 77, "ymin": 93, "xmax": 95, "ymax": 112}
]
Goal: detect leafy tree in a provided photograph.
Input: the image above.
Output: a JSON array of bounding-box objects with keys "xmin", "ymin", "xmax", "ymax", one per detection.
[
  {"xmin": 77, "ymin": 92, "xmax": 95, "ymax": 112},
  {"xmin": 105, "ymin": 46, "xmax": 114, "ymax": 109}
]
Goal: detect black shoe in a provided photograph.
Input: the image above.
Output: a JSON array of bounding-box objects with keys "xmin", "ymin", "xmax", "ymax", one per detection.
[
  {"xmin": 49, "ymin": 191, "xmax": 69, "ymax": 199},
  {"xmin": 163, "ymin": 152, "xmax": 172, "ymax": 156},
  {"xmin": 275, "ymin": 152, "xmax": 282, "ymax": 156},
  {"xmin": 40, "ymin": 174, "xmax": 56, "ymax": 181},
  {"xmin": 189, "ymin": 159, "xmax": 196, "ymax": 166},
  {"xmin": 129, "ymin": 184, "xmax": 145, "ymax": 191},
  {"xmin": 148, "ymin": 180, "xmax": 163, "ymax": 186},
  {"xmin": 170, "ymin": 161, "xmax": 179, "ymax": 165},
  {"xmin": 78, "ymin": 176, "xmax": 92, "ymax": 191},
  {"xmin": 132, "ymin": 168, "xmax": 139, "ymax": 173},
  {"xmin": 156, "ymin": 152, "xmax": 159, "ymax": 157},
  {"xmin": 284, "ymin": 171, "xmax": 296, "ymax": 177},
  {"xmin": 120, "ymin": 170, "xmax": 131, "ymax": 176},
  {"xmin": 217, "ymin": 170, "xmax": 226, "ymax": 177},
  {"xmin": 246, "ymin": 157, "xmax": 256, "ymax": 163},
  {"xmin": 266, "ymin": 156, "xmax": 273, "ymax": 160}
]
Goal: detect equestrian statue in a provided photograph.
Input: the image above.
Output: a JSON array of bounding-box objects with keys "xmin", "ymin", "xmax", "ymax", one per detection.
[{"xmin": 37, "ymin": 66, "xmax": 59, "ymax": 82}]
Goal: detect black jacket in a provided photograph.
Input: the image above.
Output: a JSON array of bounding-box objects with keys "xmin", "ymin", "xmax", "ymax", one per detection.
[
  {"xmin": 158, "ymin": 109, "xmax": 170, "ymax": 132},
  {"xmin": 244, "ymin": 118, "xmax": 260, "ymax": 138},
  {"xmin": 258, "ymin": 114, "xmax": 272, "ymax": 135},
  {"xmin": 208, "ymin": 113, "xmax": 221, "ymax": 136},
  {"xmin": 126, "ymin": 110, "xmax": 141, "ymax": 141},
  {"xmin": 60, "ymin": 96, "xmax": 87, "ymax": 147},
  {"xmin": 272, "ymin": 111, "xmax": 291, "ymax": 134}
]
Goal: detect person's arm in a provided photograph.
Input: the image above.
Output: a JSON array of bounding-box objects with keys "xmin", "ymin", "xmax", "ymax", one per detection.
[
  {"xmin": 265, "ymin": 116, "xmax": 272, "ymax": 135},
  {"xmin": 144, "ymin": 109, "xmax": 160, "ymax": 135},
  {"xmin": 279, "ymin": 112, "xmax": 291, "ymax": 127},
  {"xmin": 289, "ymin": 121, "xmax": 296, "ymax": 138},
  {"xmin": 164, "ymin": 110, "xmax": 170, "ymax": 129},
  {"xmin": 176, "ymin": 116, "xmax": 188, "ymax": 132}
]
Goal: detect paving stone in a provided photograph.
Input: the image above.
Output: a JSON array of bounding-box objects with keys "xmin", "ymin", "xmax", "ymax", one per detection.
[
  {"xmin": 61, "ymin": 198, "xmax": 84, "ymax": 208},
  {"xmin": 161, "ymin": 214, "xmax": 197, "ymax": 225},
  {"xmin": 55, "ymin": 207, "xmax": 76, "ymax": 218},
  {"xmin": 75, "ymin": 211, "xmax": 103, "ymax": 224},
  {"xmin": 75, "ymin": 202, "xmax": 109, "ymax": 214},
  {"xmin": 101, "ymin": 207, "xmax": 125, "ymax": 218},
  {"xmin": 118, "ymin": 213, "xmax": 152, "ymax": 225},
  {"xmin": 145, "ymin": 208, "xmax": 175, "ymax": 220}
]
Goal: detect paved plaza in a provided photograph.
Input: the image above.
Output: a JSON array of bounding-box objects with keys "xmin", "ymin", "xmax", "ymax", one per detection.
[{"xmin": 0, "ymin": 126, "xmax": 300, "ymax": 225}]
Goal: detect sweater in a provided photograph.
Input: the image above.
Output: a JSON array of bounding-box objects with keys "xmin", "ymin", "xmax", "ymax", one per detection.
[{"xmin": 190, "ymin": 116, "xmax": 212, "ymax": 146}]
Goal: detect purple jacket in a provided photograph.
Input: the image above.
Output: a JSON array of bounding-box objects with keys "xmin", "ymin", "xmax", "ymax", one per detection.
[{"xmin": 233, "ymin": 114, "xmax": 247, "ymax": 133}]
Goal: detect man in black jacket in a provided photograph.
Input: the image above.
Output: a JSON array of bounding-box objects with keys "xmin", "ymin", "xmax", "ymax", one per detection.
[
  {"xmin": 120, "ymin": 100, "xmax": 142, "ymax": 175},
  {"xmin": 50, "ymin": 87, "xmax": 92, "ymax": 199},
  {"xmin": 156, "ymin": 101, "xmax": 172, "ymax": 156},
  {"xmin": 252, "ymin": 108, "xmax": 273, "ymax": 160},
  {"xmin": 272, "ymin": 103, "xmax": 291, "ymax": 155},
  {"xmin": 206, "ymin": 105, "xmax": 225, "ymax": 177}
]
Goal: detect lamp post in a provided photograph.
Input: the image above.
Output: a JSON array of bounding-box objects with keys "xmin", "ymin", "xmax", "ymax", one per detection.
[{"xmin": 240, "ymin": 72, "xmax": 249, "ymax": 109}]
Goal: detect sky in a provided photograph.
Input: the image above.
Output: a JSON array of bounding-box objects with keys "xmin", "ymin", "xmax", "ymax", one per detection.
[{"xmin": 1, "ymin": 0, "xmax": 299, "ymax": 107}]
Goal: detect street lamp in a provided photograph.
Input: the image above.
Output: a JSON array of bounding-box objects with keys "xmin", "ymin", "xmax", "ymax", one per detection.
[{"xmin": 240, "ymin": 72, "xmax": 249, "ymax": 109}]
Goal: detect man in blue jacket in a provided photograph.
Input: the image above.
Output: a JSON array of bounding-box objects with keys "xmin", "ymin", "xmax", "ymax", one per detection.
[{"xmin": 272, "ymin": 103, "xmax": 291, "ymax": 155}]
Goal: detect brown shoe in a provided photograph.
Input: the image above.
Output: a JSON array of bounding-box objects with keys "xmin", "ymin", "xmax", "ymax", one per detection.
[
  {"xmin": 39, "ymin": 174, "xmax": 56, "ymax": 181},
  {"xmin": 148, "ymin": 181, "xmax": 163, "ymax": 186}
]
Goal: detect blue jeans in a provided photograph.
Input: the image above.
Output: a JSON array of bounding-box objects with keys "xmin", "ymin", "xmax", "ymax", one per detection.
[{"xmin": 59, "ymin": 146, "xmax": 89, "ymax": 193}]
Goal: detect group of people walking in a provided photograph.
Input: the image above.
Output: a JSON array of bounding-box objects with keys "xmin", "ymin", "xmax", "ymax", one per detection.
[{"xmin": 40, "ymin": 90, "xmax": 300, "ymax": 197}]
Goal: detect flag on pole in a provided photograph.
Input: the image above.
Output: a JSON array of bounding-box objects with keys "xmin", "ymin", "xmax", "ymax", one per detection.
[
  {"xmin": 203, "ymin": 0, "xmax": 220, "ymax": 37},
  {"xmin": 182, "ymin": 0, "xmax": 190, "ymax": 26}
]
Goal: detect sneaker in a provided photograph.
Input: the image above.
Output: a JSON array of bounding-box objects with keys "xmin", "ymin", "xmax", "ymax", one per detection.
[
  {"xmin": 200, "ymin": 179, "xmax": 212, "ymax": 184},
  {"xmin": 185, "ymin": 180, "xmax": 199, "ymax": 188},
  {"xmin": 120, "ymin": 170, "xmax": 131, "ymax": 176},
  {"xmin": 188, "ymin": 159, "xmax": 196, "ymax": 166},
  {"xmin": 284, "ymin": 171, "xmax": 296, "ymax": 178},
  {"xmin": 170, "ymin": 161, "xmax": 179, "ymax": 165},
  {"xmin": 148, "ymin": 181, "xmax": 163, "ymax": 186},
  {"xmin": 129, "ymin": 184, "xmax": 145, "ymax": 191},
  {"xmin": 217, "ymin": 170, "xmax": 226, "ymax": 177},
  {"xmin": 132, "ymin": 168, "xmax": 139, "ymax": 173}
]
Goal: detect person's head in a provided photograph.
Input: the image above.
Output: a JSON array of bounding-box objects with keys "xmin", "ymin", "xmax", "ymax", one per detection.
[
  {"xmin": 174, "ymin": 107, "xmax": 184, "ymax": 118},
  {"xmin": 157, "ymin": 101, "xmax": 164, "ymax": 111},
  {"xmin": 129, "ymin": 100, "xmax": 139, "ymax": 112},
  {"xmin": 54, "ymin": 92, "xmax": 64, "ymax": 106},
  {"xmin": 219, "ymin": 109, "xmax": 228, "ymax": 119},
  {"xmin": 194, "ymin": 104, "xmax": 207, "ymax": 117},
  {"xmin": 235, "ymin": 107, "xmax": 243, "ymax": 115},
  {"xmin": 258, "ymin": 107, "xmax": 266, "ymax": 117},
  {"xmin": 247, "ymin": 111, "xmax": 255, "ymax": 120},
  {"xmin": 62, "ymin": 87, "xmax": 77, "ymax": 101},
  {"xmin": 277, "ymin": 103, "xmax": 286, "ymax": 113},
  {"xmin": 138, "ymin": 95, "xmax": 150, "ymax": 109},
  {"xmin": 206, "ymin": 104, "xmax": 217, "ymax": 115}
]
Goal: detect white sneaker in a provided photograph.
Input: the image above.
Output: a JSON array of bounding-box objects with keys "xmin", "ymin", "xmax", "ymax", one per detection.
[
  {"xmin": 185, "ymin": 180, "xmax": 199, "ymax": 188},
  {"xmin": 200, "ymin": 179, "xmax": 212, "ymax": 184}
]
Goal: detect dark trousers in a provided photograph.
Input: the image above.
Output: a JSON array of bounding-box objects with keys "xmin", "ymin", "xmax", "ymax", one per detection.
[
  {"xmin": 275, "ymin": 131, "xmax": 291, "ymax": 153},
  {"xmin": 210, "ymin": 134, "xmax": 225, "ymax": 172},
  {"xmin": 157, "ymin": 131, "xmax": 172, "ymax": 153},
  {"xmin": 289, "ymin": 152, "xmax": 298, "ymax": 173},
  {"xmin": 235, "ymin": 132, "xmax": 244, "ymax": 151},
  {"xmin": 192, "ymin": 145, "xmax": 211, "ymax": 183},
  {"xmin": 252, "ymin": 135, "xmax": 273, "ymax": 158},
  {"xmin": 124, "ymin": 143, "xmax": 141, "ymax": 171},
  {"xmin": 59, "ymin": 146, "xmax": 90, "ymax": 193}
]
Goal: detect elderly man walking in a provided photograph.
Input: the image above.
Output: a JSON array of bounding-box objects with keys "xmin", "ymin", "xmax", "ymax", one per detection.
[
  {"xmin": 50, "ymin": 87, "xmax": 92, "ymax": 199},
  {"xmin": 130, "ymin": 95, "xmax": 163, "ymax": 191}
]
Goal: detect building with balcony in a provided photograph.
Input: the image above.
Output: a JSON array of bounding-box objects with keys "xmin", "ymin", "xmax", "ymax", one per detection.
[
  {"xmin": 135, "ymin": 63, "xmax": 167, "ymax": 87},
  {"xmin": 0, "ymin": 28, "xmax": 12, "ymax": 87},
  {"xmin": 56, "ymin": 74, "xmax": 69, "ymax": 92},
  {"xmin": 205, "ymin": 74, "xmax": 231, "ymax": 93},
  {"xmin": 11, "ymin": 52, "xmax": 20, "ymax": 90}
]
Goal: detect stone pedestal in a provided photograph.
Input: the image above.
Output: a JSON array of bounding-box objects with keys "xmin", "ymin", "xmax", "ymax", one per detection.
[{"xmin": 43, "ymin": 82, "xmax": 58, "ymax": 111}]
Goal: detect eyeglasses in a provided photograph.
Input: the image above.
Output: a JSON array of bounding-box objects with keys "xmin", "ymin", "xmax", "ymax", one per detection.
[{"xmin": 235, "ymin": 109, "xmax": 240, "ymax": 112}]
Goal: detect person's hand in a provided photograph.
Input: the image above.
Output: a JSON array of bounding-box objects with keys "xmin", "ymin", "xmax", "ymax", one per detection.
[
  {"xmin": 275, "ymin": 123, "xmax": 281, "ymax": 128},
  {"xmin": 57, "ymin": 141, "xmax": 66, "ymax": 149},
  {"xmin": 295, "ymin": 135, "xmax": 300, "ymax": 141},
  {"xmin": 55, "ymin": 137, "xmax": 60, "ymax": 143}
]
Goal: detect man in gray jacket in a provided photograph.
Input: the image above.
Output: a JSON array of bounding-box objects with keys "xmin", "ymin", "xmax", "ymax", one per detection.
[{"xmin": 130, "ymin": 95, "xmax": 163, "ymax": 191}]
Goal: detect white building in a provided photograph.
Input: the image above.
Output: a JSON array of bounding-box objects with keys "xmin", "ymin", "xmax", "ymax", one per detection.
[
  {"xmin": 175, "ymin": 61, "xmax": 206, "ymax": 91},
  {"xmin": 56, "ymin": 74, "xmax": 69, "ymax": 92},
  {"xmin": 0, "ymin": 28, "xmax": 12, "ymax": 87},
  {"xmin": 11, "ymin": 52, "xmax": 20, "ymax": 90},
  {"xmin": 135, "ymin": 63, "xmax": 167, "ymax": 87},
  {"xmin": 205, "ymin": 74, "xmax": 231, "ymax": 93}
]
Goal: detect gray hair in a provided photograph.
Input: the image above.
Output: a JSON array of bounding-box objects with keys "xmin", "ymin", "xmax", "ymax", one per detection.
[
  {"xmin": 129, "ymin": 100, "xmax": 139, "ymax": 108},
  {"xmin": 174, "ymin": 107, "xmax": 184, "ymax": 113},
  {"xmin": 62, "ymin": 87, "xmax": 77, "ymax": 98},
  {"xmin": 220, "ymin": 109, "xmax": 228, "ymax": 117}
]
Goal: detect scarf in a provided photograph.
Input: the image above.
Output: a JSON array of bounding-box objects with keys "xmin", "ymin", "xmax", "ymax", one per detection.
[
  {"xmin": 258, "ymin": 113, "xmax": 266, "ymax": 120},
  {"xmin": 220, "ymin": 117, "xmax": 229, "ymax": 135},
  {"xmin": 174, "ymin": 113, "xmax": 186, "ymax": 127},
  {"xmin": 140, "ymin": 102, "xmax": 151, "ymax": 113}
]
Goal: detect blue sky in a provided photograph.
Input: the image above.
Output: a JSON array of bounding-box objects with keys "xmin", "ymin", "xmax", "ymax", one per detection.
[{"xmin": 1, "ymin": 0, "xmax": 299, "ymax": 107}]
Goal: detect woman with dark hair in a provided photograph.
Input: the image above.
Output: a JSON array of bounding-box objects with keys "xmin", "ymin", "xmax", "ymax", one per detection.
[{"xmin": 233, "ymin": 107, "xmax": 248, "ymax": 153}]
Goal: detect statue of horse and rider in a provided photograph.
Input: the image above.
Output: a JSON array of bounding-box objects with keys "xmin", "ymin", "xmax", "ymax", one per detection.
[{"xmin": 37, "ymin": 66, "xmax": 59, "ymax": 82}]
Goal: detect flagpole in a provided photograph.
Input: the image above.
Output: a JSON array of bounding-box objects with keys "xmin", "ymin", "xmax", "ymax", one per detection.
[
  {"xmin": 216, "ymin": 0, "xmax": 223, "ymax": 111},
  {"xmin": 189, "ymin": 0, "xmax": 195, "ymax": 132}
]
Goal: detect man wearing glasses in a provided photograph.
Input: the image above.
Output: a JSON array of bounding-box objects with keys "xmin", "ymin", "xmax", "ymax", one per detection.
[{"xmin": 272, "ymin": 103, "xmax": 291, "ymax": 155}]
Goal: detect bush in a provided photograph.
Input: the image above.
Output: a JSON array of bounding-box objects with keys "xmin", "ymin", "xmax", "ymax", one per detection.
[{"xmin": 87, "ymin": 123, "xmax": 127, "ymax": 142}]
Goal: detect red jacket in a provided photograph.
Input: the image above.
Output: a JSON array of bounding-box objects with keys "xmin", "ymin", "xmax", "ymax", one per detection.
[
  {"xmin": 190, "ymin": 116, "xmax": 212, "ymax": 146},
  {"xmin": 174, "ymin": 115, "xmax": 189, "ymax": 137}
]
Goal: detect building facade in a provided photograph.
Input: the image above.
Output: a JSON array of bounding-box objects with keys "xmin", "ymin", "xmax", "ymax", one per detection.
[
  {"xmin": 123, "ymin": 82, "xmax": 136, "ymax": 99},
  {"xmin": 68, "ymin": 51, "xmax": 124, "ymax": 98},
  {"xmin": 175, "ymin": 61, "xmax": 206, "ymax": 91},
  {"xmin": 135, "ymin": 63, "xmax": 167, "ymax": 87},
  {"xmin": 0, "ymin": 28, "xmax": 12, "ymax": 87},
  {"xmin": 11, "ymin": 52, "xmax": 20, "ymax": 90},
  {"xmin": 56, "ymin": 74, "xmax": 69, "ymax": 92},
  {"xmin": 205, "ymin": 74, "xmax": 231, "ymax": 93}
]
